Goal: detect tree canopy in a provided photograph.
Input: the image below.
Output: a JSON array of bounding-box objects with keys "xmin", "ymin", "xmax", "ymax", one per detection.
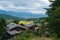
[
  {"xmin": 46, "ymin": 0, "xmax": 60, "ymax": 37},
  {"xmin": 0, "ymin": 18, "xmax": 7, "ymax": 40}
]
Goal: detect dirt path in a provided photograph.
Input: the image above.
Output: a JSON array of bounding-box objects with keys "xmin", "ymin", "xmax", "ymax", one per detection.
[
  {"xmin": 40, "ymin": 37, "xmax": 52, "ymax": 40},
  {"xmin": 32, "ymin": 37, "xmax": 53, "ymax": 40}
]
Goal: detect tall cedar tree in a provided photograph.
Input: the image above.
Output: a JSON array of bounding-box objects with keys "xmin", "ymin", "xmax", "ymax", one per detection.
[{"xmin": 46, "ymin": 0, "xmax": 60, "ymax": 37}]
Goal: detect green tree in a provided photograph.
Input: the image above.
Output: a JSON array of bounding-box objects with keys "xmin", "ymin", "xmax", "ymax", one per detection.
[
  {"xmin": 46, "ymin": 0, "xmax": 60, "ymax": 37},
  {"xmin": 0, "ymin": 18, "xmax": 7, "ymax": 40},
  {"xmin": 13, "ymin": 20, "xmax": 19, "ymax": 24}
]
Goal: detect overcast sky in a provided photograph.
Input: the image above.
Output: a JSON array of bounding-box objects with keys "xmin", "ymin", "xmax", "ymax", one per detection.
[{"xmin": 0, "ymin": 0, "xmax": 50, "ymax": 14}]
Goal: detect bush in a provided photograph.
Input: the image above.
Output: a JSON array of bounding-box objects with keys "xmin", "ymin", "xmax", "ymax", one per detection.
[{"xmin": 13, "ymin": 30, "xmax": 35, "ymax": 40}]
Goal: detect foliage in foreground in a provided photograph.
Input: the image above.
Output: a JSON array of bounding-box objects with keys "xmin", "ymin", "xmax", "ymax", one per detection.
[
  {"xmin": 0, "ymin": 18, "xmax": 7, "ymax": 40},
  {"xmin": 13, "ymin": 29, "xmax": 41, "ymax": 40},
  {"xmin": 46, "ymin": 0, "xmax": 60, "ymax": 37}
]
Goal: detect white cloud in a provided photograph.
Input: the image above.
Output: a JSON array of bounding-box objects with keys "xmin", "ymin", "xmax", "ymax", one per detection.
[
  {"xmin": 0, "ymin": 6, "xmax": 5, "ymax": 10},
  {"xmin": 0, "ymin": 0, "xmax": 50, "ymax": 14}
]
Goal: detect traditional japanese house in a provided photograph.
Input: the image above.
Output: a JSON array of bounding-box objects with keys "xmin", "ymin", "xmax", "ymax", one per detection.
[
  {"xmin": 27, "ymin": 23, "xmax": 39, "ymax": 31},
  {"xmin": 6, "ymin": 23, "xmax": 26, "ymax": 36},
  {"xmin": 27, "ymin": 23, "xmax": 40, "ymax": 35}
]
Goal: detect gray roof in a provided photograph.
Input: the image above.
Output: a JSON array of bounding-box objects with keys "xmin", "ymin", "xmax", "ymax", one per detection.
[
  {"xmin": 7, "ymin": 23, "xmax": 26, "ymax": 30},
  {"xmin": 7, "ymin": 30, "xmax": 20, "ymax": 35},
  {"xmin": 7, "ymin": 23, "xmax": 18, "ymax": 30}
]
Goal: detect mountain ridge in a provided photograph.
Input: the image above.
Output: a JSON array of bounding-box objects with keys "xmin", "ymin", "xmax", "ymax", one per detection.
[
  {"xmin": 0, "ymin": 10, "xmax": 47, "ymax": 19},
  {"xmin": 0, "ymin": 14, "xmax": 20, "ymax": 20}
]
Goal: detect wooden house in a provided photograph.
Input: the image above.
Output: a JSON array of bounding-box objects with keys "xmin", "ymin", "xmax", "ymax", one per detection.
[
  {"xmin": 27, "ymin": 23, "xmax": 40, "ymax": 35},
  {"xmin": 29, "ymin": 25, "xmax": 39, "ymax": 30},
  {"xmin": 6, "ymin": 23, "xmax": 26, "ymax": 36},
  {"xmin": 27, "ymin": 23, "xmax": 39, "ymax": 31}
]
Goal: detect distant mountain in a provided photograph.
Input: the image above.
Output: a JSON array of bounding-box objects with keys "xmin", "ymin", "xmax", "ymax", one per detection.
[
  {"xmin": 0, "ymin": 10, "xmax": 48, "ymax": 19},
  {"xmin": 0, "ymin": 14, "xmax": 20, "ymax": 20}
]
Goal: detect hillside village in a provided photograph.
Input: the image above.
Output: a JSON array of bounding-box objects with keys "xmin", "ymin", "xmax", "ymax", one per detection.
[
  {"xmin": 6, "ymin": 19, "xmax": 41, "ymax": 40},
  {"xmin": 0, "ymin": 18, "xmax": 50, "ymax": 40},
  {"xmin": 0, "ymin": 0, "xmax": 60, "ymax": 40}
]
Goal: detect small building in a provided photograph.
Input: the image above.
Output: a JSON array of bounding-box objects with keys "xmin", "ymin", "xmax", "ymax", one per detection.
[
  {"xmin": 27, "ymin": 23, "xmax": 39, "ymax": 31},
  {"xmin": 6, "ymin": 23, "xmax": 26, "ymax": 36},
  {"xmin": 27, "ymin": 23, "xmax": 40, "ymax": 35}
]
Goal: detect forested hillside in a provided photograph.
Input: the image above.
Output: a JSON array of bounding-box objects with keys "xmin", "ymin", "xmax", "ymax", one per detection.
[{"xmin": 0, "ymin": 14, "xmax": 20, "ymax": 20}]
